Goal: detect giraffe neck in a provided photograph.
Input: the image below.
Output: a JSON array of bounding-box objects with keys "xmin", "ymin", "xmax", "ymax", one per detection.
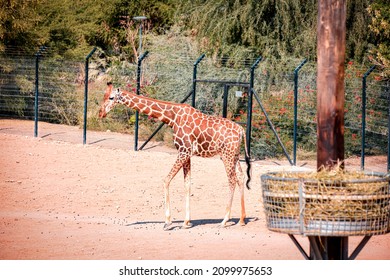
[{"xmin": 118, "ymin": 90, "xmax": 177, "ymax": 126}]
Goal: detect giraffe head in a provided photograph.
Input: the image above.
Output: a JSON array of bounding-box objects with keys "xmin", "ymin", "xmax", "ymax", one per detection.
[{"xmin": 99, "ymin": 82, "xmax": 121, "ymax": 118}]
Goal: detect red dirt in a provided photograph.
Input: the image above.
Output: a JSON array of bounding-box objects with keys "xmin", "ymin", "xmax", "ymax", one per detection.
[{"xmin": 0, "ymin": 119, "xmax": 389, "ymax": 260}]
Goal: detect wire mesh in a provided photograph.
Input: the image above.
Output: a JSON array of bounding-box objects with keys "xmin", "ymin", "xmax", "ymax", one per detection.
[
  {"xmin": 0, "ymin": 48, "xmax": 388, "ymax": 162},
  {"xmin": 261, "ymin": 171, "xmax": 390, "ymax": 236},
  {"xmin": 0, "ymin": 51, "xmax": 83, "ymax": 125}
]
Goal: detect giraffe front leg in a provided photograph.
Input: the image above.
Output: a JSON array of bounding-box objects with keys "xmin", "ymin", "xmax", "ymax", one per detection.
[
  {"xmin": 162, "ymin": 154, "xmax": 188, "ymax": 231},
  {"xmin": 163, "ymin": 178, "xmax": 172, "ymax": 231},
  {"xmin": 182, "ymin": 159, "xmax": 192, "ymax": 229}
]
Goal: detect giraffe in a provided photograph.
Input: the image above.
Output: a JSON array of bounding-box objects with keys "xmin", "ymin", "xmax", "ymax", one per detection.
[{"xmin": 99, "ymin": 82, "xmax": 251, "ymax": 230}]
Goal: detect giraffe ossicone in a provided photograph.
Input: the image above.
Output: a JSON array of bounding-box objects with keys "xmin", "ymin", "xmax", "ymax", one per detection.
[{"xmin": 99, "ymin": 82, "xmax": 251, "ymax": 230}]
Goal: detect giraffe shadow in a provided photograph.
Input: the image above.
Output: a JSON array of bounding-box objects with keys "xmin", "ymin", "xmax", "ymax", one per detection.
[
  {"xmin": 125, "ymin": 219, "xmax": 224, "ymax": 229},
  {"xmin": 125, "ymin": 217, "xmax": 258, "ymax": 230},
  {"xmin": 188, "ymin": 217, "xmax": 258, "ymax": 228},
  {"xmin": 125, "ymin": 220, "xmax": 165, "ymax": 228}
]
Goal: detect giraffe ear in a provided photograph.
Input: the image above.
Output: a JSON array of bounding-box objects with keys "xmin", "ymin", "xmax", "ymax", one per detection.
[{"xmin": 104, "ymin": 82, "xmax": 114, "ymax": 98}]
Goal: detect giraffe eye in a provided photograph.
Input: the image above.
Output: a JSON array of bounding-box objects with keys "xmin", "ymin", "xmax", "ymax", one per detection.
[{"xmin": 109, "ymin": 96, "xmax": 114, "ymax": 100}]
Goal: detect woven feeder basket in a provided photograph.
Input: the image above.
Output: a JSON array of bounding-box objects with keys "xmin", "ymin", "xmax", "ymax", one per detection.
[{"xmin": 261, "ymin": 171, "xmax": 390, "ymax": 236}]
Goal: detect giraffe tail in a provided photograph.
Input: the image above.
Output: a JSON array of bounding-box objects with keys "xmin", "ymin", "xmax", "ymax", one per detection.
[{"xmin": 243, "ymin": 130, "xmax": 251, "ymax": 190}]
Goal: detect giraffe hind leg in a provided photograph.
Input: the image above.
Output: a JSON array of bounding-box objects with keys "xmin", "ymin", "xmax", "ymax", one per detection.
[
  {"xmin": 220, "ymin": 160, "xmax": 238, "ymax": 227},
  {"xmin": 182, "ymin": 158, "xmax": 193, "ymax": 229},
  {"xmin": 220, "ymin": 185, "xmax": 235, "ymax": 227},
  {"xmin": 220, "ymin": 153, "xmax": 246, "ymax": 227},
  {"xmin": 236, "ymin": 161, "xmax": 246, "ymax": 226}
]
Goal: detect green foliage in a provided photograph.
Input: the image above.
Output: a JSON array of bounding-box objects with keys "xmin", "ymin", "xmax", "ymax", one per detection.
[
  {"xmin": 2, "ymin": 0, "xmax": 386, "ymax": 67},
  {"xmin": 346, "ymin": 0, "xmax": 374, "ymax": 62},
  {"xmin": 29, "ymin": 0, "xmax": 177, "ymax": 60},
  {"xmin": 367, "ymin": 0, "xmax": 390, "ymax": 78},
  {"xmin": 35, "ymin": 0, "xmax": 117, "ymax": 59},
  {"xmin": 176, "ymin": 0, "xmax": 317, "ymax": 59},
  {"xmin": 177, "ymin": 0, "xmax": 383, "ymax": 66},
  {"xmin": 0, "ymin": 0, "xmax": 42, "ymax": 51}
]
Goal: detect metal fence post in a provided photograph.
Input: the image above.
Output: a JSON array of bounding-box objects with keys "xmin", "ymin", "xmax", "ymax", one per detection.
[
  {"xmin": 222, "ymin": 84, "xmax": 229, "ymax": 118},
  {"xmin": 246, "ymin": 56, "xmax": 262, "ymax": 158},
  {"xmin": 361, "ymin": 65, "xmax": 376, "ymax": 170},
  {"xmin": 83, "ymin": 47, "xmax": 97, "ymax": 145},
  {"xmin": 134, "ymin": 51, "xmax": 149, "ymax": 151},
  {"xmin": 192, "ymin": 54, "xmax": 205, "ymax": 108},
  {"xmin": 34, "ymin": 46, "xmax": 46, "ymax": 138},
  {"xmin": 293, "ymin": 58, "xmax": 307, "ymax": 165}
]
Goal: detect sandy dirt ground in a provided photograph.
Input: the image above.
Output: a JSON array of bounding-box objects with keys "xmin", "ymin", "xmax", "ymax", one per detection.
[{"xmin": 0, "ymin": 119, "xmax": 389, "ymax": 260}]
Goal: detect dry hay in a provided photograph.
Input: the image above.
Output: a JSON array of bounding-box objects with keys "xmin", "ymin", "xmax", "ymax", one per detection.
[{"xmin": 261, "ymin": 168, "xmax": 390, "ymax": 236}]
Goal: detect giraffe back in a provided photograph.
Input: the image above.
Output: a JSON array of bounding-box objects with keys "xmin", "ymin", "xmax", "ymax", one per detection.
[{"xmin": 171, "ymin": 106, "xmax": 244, "ymax": 158}]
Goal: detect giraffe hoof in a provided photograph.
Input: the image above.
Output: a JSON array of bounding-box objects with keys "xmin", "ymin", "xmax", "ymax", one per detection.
[
  {"xmin": 239, "ymin": 218, "xmax": 246, "ymax": 226},
  {"xmin": 163, "ymin": 222, "xmax": 173, "ymax": 231},
  {"xmin": 218, "ymin": 222, "xmax": 228, "ymax": 228},
  {"xmin": 182, "ymin": 222, "xmax": 193, "ymax": 229},
  {"xmin": 219, "ymin": 220, "xmax": 235, "ymax": 228}
]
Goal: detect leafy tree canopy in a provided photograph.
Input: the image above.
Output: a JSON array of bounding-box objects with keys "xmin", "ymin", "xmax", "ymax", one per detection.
[
  {"xmin": 0, "ymin": 0, "xmax": 388, "ymax": 69},
  {"xmin": 0, "ymin": 0, "xmax": 42, "ymax": 52},
  {"xmin": 367, "ymin": 0, "xmax": 390, "ymax": 76}
]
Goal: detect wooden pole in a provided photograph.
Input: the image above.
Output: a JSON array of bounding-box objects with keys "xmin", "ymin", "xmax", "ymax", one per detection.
[
  {"xmin": 314, "ymin": 0, "xmax": 348, "ymax": 260},
  {"xmin": 317, "ymin": 0, "xmax": 346, "ymax": 169}
]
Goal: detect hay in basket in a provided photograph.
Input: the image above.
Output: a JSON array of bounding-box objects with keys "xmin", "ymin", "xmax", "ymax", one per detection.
[{"xmin": 261, "ymin": 167, "xmax": 390, "ymax": 236}]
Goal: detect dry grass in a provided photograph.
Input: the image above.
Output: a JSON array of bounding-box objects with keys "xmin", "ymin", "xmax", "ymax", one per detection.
[{"xmin": 261, "ymin": 167, "xmax": 390, "ymax": 236}]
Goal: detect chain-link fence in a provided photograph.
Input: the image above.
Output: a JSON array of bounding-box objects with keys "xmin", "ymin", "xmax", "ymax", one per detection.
[
  {"xmin": 0, "ymin": 48, "xmax": 83, "ymax": 125},
  {"xmin": 1, "ymin": 48, "xmax": 389, "ymax": 169}
]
